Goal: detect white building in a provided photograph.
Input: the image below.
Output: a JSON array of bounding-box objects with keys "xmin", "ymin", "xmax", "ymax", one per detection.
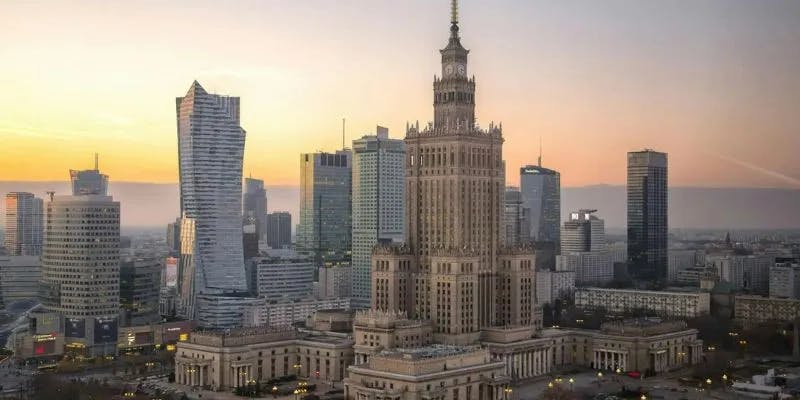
[
  {"xmin": 40, "ymin": 180, "xmax": 120, "ymax": 357},
  {"xmin": 176, "ymin": 81, "xmax": 248, "ymax": 319},
  {"xmin": 351, "ymin": 126, "xmax": 405, "ymax": 307},
  {"xmin": 244, "ymin": 297, "xmax": 351, "ymax": 328},
  {"xmin": 536, "ymin": 269, "xmax": 575, "ymax": 305},
  {"xmin": 318, "ymin": 262, "xmax": 352, "ymax": 299},
  {"xmin": 250, "ymin": 257, "xmax": 314, "ymax": 300},
  {"xmin": 575, "ymin": 287, "xmax": 711, "ymax": 318},
  {"xmin": 559, "ymin": 210, "xmax": 612, "ymax": 285},
  {"xmin": 769, "ymin": 259, "xmax": 800, "ymax": 299},
  {"xmin": 0, "ymin": 256, "xmax": 40, "ymax": 305},
  {"xmin": 707, "ymin": 254, "xmax": 774, "ymax": 295},
  {"xmin": 668, "ymin": 249, "xmax": 704, "ymax": 282},
  {"xmin": 3, "ymin": 192, "xmax": 43, "ymax": 256}
]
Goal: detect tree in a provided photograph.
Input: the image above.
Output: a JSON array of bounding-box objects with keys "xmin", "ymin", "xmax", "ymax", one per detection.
[{"xmin": 539, "ymin": 385, "xmax": 578, "ymax": 400}]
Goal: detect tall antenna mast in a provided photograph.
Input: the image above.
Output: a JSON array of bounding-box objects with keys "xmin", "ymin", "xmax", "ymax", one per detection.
[
  {"xmin": 342, "ymin": 118, "xmax": 346, "ymax": 149},
  {"xmin": 94, "ymin": 153, "xmax": 99, "ymax": 171},
  {"xmin": 538, "ymin": 137, "xmax": 542, "ymax": 167}
]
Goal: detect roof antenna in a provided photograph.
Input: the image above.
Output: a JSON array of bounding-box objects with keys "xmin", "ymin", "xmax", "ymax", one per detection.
[
  {"xmin": 538, "ymin": 137, "xmax": 542, "ymax": 167},
  {"xmin": 94, "ymin": 153, "xmax": 99, "ymax": 171},
  {"xmin": 342, "ymin": 118, "xmax": 346, "ymax": 149}
]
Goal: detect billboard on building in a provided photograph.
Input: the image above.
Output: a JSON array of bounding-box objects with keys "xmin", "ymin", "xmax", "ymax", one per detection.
[
  {"xmin": 65, "ymin": 318, "xmax": 85, "ymax": 338},
  {"xmin": 93, "ymin": 318, "xmax": 118, "ymax": 344},
  {"xmin": 165, "ymin": 257, "xmax": 178, "ymax": 287}
]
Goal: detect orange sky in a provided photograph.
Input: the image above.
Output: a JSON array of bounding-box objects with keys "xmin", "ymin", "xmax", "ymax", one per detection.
[{"xmin": 1, "ymin": 0, "xmax": 799, "ymax": 188}]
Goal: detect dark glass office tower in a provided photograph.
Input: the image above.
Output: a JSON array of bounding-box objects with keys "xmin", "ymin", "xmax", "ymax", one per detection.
[{"xmin": 627, "ymin": 149, "xmax": 668, "ymax": 283}]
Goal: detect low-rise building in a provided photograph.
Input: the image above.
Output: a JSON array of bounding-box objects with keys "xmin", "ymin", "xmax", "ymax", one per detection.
[
  {"xmin": 574, "ymin": 287, "xmax": 710, "ymax": 318},
  {"xmin": 734, "ymin": 295, "xmax": 800, "ymax": 328},
  {"xmin": 769, "ymin": 258, "xmax": 800, "ymax": 299},
  {"xmin": 344, "ymin": 345, "xmax": 509, "ymax": 400},
  {"xmin": 249, "ymin": 257, "xmax": 314, "ymax": 299},
  {"xmin": 175, "ymin": 326, "xmax": 354, "ymax": 391},
  {"xmin": 536, "ymin": 269, "xmax": 576, "ymax": 305},
  {"xmin": 244, "ymin": 297, "xmax": 352, "ymax": 328}
]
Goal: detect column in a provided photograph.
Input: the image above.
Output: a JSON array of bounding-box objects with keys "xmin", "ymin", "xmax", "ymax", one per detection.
[{"xmin": 594, "ymin": 351, "xmax": 598, "ymax": 369}]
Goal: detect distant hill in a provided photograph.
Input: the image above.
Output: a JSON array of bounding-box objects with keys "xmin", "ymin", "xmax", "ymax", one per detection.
[{"xmin": 0, "ymin": 182, "xmax": 797, "ymax": 230}]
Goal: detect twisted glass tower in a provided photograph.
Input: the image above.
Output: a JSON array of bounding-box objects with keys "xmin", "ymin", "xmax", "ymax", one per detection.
[{"xmin": 176, "ymin": 81, "xmax": 247, "ymax": 318}]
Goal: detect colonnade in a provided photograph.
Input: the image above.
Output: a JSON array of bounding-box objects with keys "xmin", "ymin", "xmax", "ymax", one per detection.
[
  {"xmin": 593, "ymin": 349, "xmax": 628, "ymax": 371},
  {"xmin": 503, "ymin": 348, "xmax": 552, "ymax": 380},
  {"xmin": 175, "ymin": 362, "xmax": 209, "ymax": 387}
]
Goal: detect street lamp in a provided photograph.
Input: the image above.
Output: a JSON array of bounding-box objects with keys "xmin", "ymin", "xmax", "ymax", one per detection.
[
  {"xmin": 272, "ymin": 385, "xmax": 278, "ymax": 398},
  {"xmin": 640, "ymin": 395, "xmax": 647, "ymax": 400},
  {"xmin": 503, "ymin": 386, "xmax": 513, "ymax": 400},
  {"xmin": 568, "ymin": 377, "xmax": 575, "ymax": 391},
  {"xmin": 547, "ymin": 382, "xmax": 554, "ymax": 389},
  {"xmin": 597, "ymin": 371, "xmax": 603, "ymax": 379}
]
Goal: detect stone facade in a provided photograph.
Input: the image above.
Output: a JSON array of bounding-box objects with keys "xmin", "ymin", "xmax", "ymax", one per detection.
[
  {"xmin": 734, "ymin": 295, "xmax": 800, "ymax": 328},
  {"xmin": 345, "ymin": 346, "xmax": 509, "ymax": 400},
  {"xmin": 575, "ymin": 288, "xmax": 711, "ymax": 318},
  {"xmin": 175, "ymin": 327, "xmax": 354, "ymax": 391}
]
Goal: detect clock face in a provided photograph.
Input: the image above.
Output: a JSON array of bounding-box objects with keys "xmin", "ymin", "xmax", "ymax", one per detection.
[
  {"xmin": 457, "ymin": 64, "xmax": 466, "ymax": 76},
  {"xmin": 445, "ymin": 64, "xmax": 454, "ymax": 76}
]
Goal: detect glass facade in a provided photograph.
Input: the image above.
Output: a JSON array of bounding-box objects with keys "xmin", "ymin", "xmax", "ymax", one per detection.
[{"xmin": 627, "ymin": 150, "xmax": 668, "ymax": 283}]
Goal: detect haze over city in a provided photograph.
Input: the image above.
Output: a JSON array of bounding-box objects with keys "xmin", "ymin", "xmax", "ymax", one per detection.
[
  {"xmin": 2, "ymin": 0, "xmax": 799, "ymax": 188},
  {"xmin": 2, "ymin": 1, "xmax": 800, "ymax": 400}
]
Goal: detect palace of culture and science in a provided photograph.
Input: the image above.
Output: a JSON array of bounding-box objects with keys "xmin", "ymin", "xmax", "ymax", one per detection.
[
  {"xmin": 343, "ymin": 2, "xmax": 704, "ymax": 399},
  {"xmin": 171, "ymin": 2, "xmax": 705, "ymax": 398}
]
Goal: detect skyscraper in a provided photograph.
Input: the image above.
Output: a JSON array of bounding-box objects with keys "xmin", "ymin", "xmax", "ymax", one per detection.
[
  {"xmin": 4, "ymin": 192, "xmax": 43, "ymax": 256},
  {"xmin": 351, "ymin": 126, "xmax": 405, "ymax": 307},
  {"xmin": 40, "ymin": 167, "xmax": 120, "ymax": 357},
  {"xmin": 503, "ymin": 186, "xmax": 530, "ymax": 247},
  {"xmin": 558, "ymin": 209, "xmax": 612, "ymax": 284},
  {"xmin": 371, "ymin": 2, "xmax": 535, "ymax": 345},
  {"xmin": 70, "ymin": 155, "xmax": 108, "ymax": 196},
  {"xmin": 176, "ymin": 81, "xmax": 248, "ymax": 318},
  {"xmin": 627, "ymin": 149, "xmax": 668, "ymax": 283},
  {"xmin": 520, "ymin": 159, "xmax": 561, "ymax": 271},
  {"xmin": 266, "ymin": 212, "xmax": 292, "ymax": 249},
  {"xmin": 296, "ymin": 150, "xmax": 352, "ymax": 263},
  {"xmin": 243, "ymin": 177, "xmax": 267, "ymax": 240}
]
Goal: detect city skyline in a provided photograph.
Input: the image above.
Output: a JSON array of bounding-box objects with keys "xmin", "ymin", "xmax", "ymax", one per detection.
[{"xmin": 2, "ymin": 0, "xmax": 800, "ymax": 189}]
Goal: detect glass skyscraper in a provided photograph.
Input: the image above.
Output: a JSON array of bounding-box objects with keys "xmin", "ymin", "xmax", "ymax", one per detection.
[
  {"xmin": 627, "ymin": 149, "xmax": 668, "ymax": 283},
  {"xmin": 520, "ymin": 164, "xmax": 561, "ymax": 270},
  {"xmin": 3, "ymin": 192, "xmax": 43, "ymax": 256},
  {"xmin": 243, "ymin": 177, "xmax": 267, "ymax": 240},
  {"xmin": 351, "ymin": 126, "xmax": 405, "ymax": 306},
  {"xmin": 297, "ymin": 149, "xmax": 352, "ymax": 264},
  {"xmin": 176, "ymin": 81, "xmax": 248, "ymax": 318}
]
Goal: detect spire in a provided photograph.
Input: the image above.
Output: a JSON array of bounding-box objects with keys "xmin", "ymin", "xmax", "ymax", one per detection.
[
  {"xmin": 94, "ymin": 153, "xmax": 99, "ymax": 171},
  {"xmin": 450, "ymin": 0, "xmax": 460, "ymax": 38},
  {"xmin": 538, "ymin": 137, "xmax": 542, "ymax": 167}
]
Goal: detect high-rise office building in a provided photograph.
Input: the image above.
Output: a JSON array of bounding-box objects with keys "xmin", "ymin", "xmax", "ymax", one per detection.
[
  {"xmin": 520, "ymin": 161, "xmax": 560, "ymax": 271},
  {"xmin": 296, "ymin": 150, "xmax": 352, "ymax": 263},
  {"xmin": 40, "ymin": 168, "xmax": 120, "ymax": 357},
  {"xmin": 119, "ymin": 252, "xmax": 162, "ymax": 327},
  {"xmin": 166, "ymin": 217, "xmax": 181, "ymax": 255},
  {"xmin": 371, "ymin": 4, "xmax": 535, "ymax": 345},
  {"xmin": 351, "ymin": 126, "xmax": 405, "ymax": 306},
  {"xmin": 176, "ymin": 81, "xmax": 248, "ymax": 318},
  {"xmin": 627, "ymin": 149, "xmax": 668, "ymax": 283},
  {"xmin": 520, "ymin": 164, "xmax": 561, "ymax": 244},
  {"xmin": 266, "ymin": 212, "xmax": 292, "ymax": 249},
  {"xmin": 70, "ymin": 155, "xmax": 108, "ymax": 196},
  {"xmin": 503, "ymin": 186, "xmax": 529, "ymax": 247},
  {"xmin": 243, "ymin": 177, "xmax": 267, "ymax": 240},
  {"xmin": 4, "ymin": 192, "xmax": 43, "ymax": 256},
  {"xmin": 0, "ymin": 256, "xmax": 41, "ymax": 306},
  {"xmin": 562, "ymin": 209, "xmax": 605, "ymax": 253},
  {"xmin": 558, "ymin": 210, "xmax": 612, "ymax": 284}
]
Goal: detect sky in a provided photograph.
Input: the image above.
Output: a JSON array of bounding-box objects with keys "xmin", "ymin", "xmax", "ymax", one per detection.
[{"xmin": 1, "ymin": 0, "xmax": 799, "ymax": 188}]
